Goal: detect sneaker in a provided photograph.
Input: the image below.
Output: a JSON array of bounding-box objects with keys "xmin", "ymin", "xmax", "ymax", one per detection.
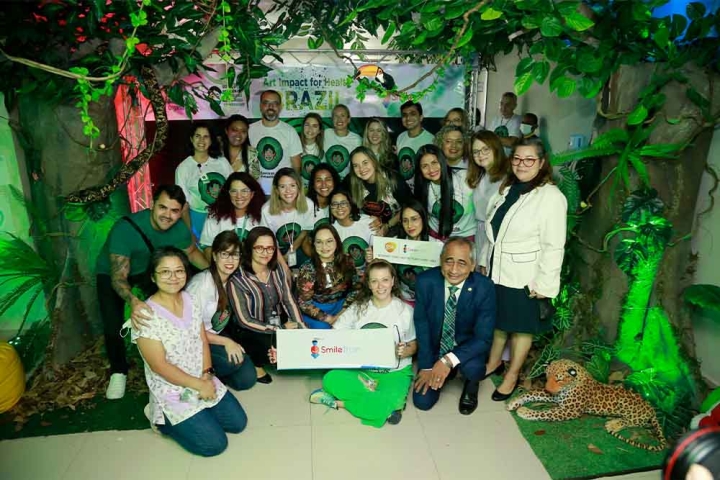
[
  {"xmin": 309, "ymin": 389, "xmax": 338, "ymax": 409},
  {"xmin": 143, "ymin": 404, "xmax": 160, "ymax": 434},
  {"xmin": 105, "ymin": 373, "xmax": 127, "ymax": 400},
  {"xmin": 387, "ymin": 410, "xmax": 403, "ymax": 425}
]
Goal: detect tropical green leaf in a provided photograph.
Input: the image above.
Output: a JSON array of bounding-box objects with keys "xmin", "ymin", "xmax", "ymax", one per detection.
[
  {"xmin": 551, "ymin": 144, "xmax": 622, "ymax": 165},
  {"xmin": 683, "ymin": 284, "xmax": 720, "ymax": 312},
  {"xmin": 532, "ymin": 60, "xmax": 550, "ymax": 84},
  {"xmin": 381, "ymin": 23, "xmax": 395, "ymax": 44},
  {"xmin": 585, "ymin": 351, "xmax": 611, "ymax": 383},
  {"xmin": 563, "ymin": 11, "xmax": 594, "ymax": 31},
  {"xmin": 529, "ymin": 344, "xmax": 560, "ymax": 378},
  {"xmin": 514, "ymin": 72, "xmax": 534, "ymax": 96},
  {"xmin": 639, "ymin": 143, "xmax": 683, "ymax": 158},
  {"xmin": 686, "ymin": 2, "xmax": 706, "ymax": 21},
  {"xmin": 614, "ymin": 238, "xmax": 643, "ymax": 276},
  {"xmin": 555, "ymin": 76, "xmax": 577, "ymax": 98},
  {"xmin": 621, "ymin": 188, "xmax": 664, "ymax": 223},
  {"xmin": 627, "ymin": 104, "xmax": 648, "ymax": 125},
  {"xmin": 541, "ymin": 16, "xmax": 563, "ymax": 37},
  {"xmin": 628, "ymin": 153, "xmax": 649, "ymax": 185},
  {"xmin": 481, "ymin": 7, "xmax": 503, "ymax": 21}
]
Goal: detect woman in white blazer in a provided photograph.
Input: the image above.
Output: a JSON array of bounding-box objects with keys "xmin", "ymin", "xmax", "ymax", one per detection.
[{"xmin": 478, "ymin": 137, "xmax": 567, "ymax": 402}]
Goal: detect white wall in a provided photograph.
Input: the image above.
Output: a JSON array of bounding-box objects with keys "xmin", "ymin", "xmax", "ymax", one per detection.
[
  {"xmin": 692, "ymin": 125, "xmax": 720, "ymax": 385},
  {"xmin": 484, "ymin": 51, "xmax": 596, "ymax": 154}
]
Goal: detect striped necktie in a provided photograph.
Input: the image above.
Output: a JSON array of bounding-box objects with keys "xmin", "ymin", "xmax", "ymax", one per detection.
[{"xmin": 440, "ymin": 285, "xmax": 459, "ymax": 357}]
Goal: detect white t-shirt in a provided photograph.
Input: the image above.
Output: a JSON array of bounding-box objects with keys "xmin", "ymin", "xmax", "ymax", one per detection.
[
  {"xmin": 333, "ymin": 215, "xmax": 374, "ymax": 271},
  {"xmin": 260, "ymin": 197, "xmax": 315, "ymax": 253},
  {"xmin": 323, "ymin": 129, "xmax": 362, "ymax": 179},
  {"xmin": 473, "ymin": 174, "xmax": 503, "ymax": 223},
  {"xmin": 249, "ymin": 120, "xmax": 303, "ymax": 194},
  {"xmin": 396, "ymin": 129, "xmax": 435, "ymax": 189},
  {"xmin": 427, "ymin": 169, "xmax": 476, "ymax": 238},
  {"xmin": 300, "ymin": 142, "xmax": 322, "ymax": 191},
  {"xmin": 175, "ymin": 156, "xmax": 234, "ymax": 213},
  {"xmin": 186, "ymin": 270, "xmax": 221, "ymax": 334},
  {"xmin": 310, "ymin": 205, "xmax": 329, "ymax": 230},
  {"xmin": 333, "ymin": 297, "xmax": 416, "ymax": 371},
  {"xmin": 199, "ymin": 213, "xmax": 261, "ymax": 249},
  {"xmin": 489, "ymin": 114, "xmax": 522, "ymax": 156}
]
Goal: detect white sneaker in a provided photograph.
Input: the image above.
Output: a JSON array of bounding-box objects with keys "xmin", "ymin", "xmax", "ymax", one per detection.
[
  {"xmin": 143, "ymin": 403, "xmax": 159, "ymax": 434},
  {"xmin": 105, "ymin": 373, "xmax": 127, "ymax": 399}
]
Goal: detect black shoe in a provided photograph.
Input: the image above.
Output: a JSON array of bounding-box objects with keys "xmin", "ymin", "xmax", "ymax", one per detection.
[
  {"xmin": 482, "ymin": 363, "xmax": 505, "ymax": 380},
  {"xmin": 257, "ymin": 373, "xmax": 273, "ymax": 384},
  {"xmin": 491, "ymin": 381, "xmax": 518, "ymax": 402},
  {"xmin": 458, "ymin": 381, "xmax": 479, "ymax": 415},
  {"xmin": 387, "ymin": 410, "xmax": 403, "ymax": 425}
]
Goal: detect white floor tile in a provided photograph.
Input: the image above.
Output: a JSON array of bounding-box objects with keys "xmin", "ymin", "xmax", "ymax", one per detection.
[
  {"xmin": 234, "ymin": 371, "xmax": 312, "ymax": 428},
  {"xmin": 0, "ymin": 433, "xmax": 89, "ymax": 480}
]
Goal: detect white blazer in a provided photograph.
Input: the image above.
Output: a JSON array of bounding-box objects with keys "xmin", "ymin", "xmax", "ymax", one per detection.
[{"xmin": 479, "ymin": 182, "xmax": 567, "ymax": 298}]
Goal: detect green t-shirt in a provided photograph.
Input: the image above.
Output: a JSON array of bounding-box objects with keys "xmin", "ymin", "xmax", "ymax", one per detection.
[{"xmin": 96, "ymin": 209, "xmax": 193, "ymax": 276}]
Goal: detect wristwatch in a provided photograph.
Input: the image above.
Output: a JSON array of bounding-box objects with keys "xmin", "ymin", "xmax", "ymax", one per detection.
[{"xmin": 440, "ymin": 356, "xmax": 453, "ymax": 369}]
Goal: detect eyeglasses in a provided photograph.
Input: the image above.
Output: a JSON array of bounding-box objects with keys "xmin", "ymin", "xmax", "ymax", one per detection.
[
  {"xmin": 155, "ymin": 269, "xmax": 187, "ymax": 280},
  {"xmin": 511, "ymin": 156, "xmax": 538, "ymax": 167},
  {"xmin": 472, "ymin": 147, "xmax": 492, "ymax": 156},
  {"xmin": 253, "ymin": 246, "xmax": 276, "ymax": 254},
  {"xmin": 330, "ymin": 201, "xmax": 350, "ymax": 209},
  {"xmin": 218, "ymin": 251, "xmax": 240, "ymax": 260},
  {"xmin": 230, "ymin": 188, "xmax": 252, "ymax": 196},
  {"xmin": 444, "ymin": 139, "xmax": 464, "ymax": 147}
]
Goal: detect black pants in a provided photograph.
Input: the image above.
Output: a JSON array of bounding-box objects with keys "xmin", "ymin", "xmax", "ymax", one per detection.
[
  {"xmin": 98, "ymin": 273, "xmax": 148, "ymax": 374},
  {"xmin": 231, "ymin": 326, "xmax": 276, "ymax": 368}
]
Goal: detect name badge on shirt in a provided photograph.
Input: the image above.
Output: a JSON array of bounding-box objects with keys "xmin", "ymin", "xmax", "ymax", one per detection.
[{"xmin": 287, "ymin": 250, "xmax": 297, "ymax": 267}]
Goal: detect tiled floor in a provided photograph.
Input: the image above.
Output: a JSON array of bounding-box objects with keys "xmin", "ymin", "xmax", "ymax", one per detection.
[{"xmin": 0, "ymin": 371, "xmax": 660, "ymax": 480}]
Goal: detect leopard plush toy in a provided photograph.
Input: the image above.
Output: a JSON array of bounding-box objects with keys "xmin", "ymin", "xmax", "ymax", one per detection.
[{"xmin": 507, "ymin": 359, "xmax": 667, "ymax": 451}]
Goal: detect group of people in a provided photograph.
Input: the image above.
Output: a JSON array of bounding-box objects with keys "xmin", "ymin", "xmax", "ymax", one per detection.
[{"xmin": 95, "ymin": 89, "xmax": 566, "ymax": 456}]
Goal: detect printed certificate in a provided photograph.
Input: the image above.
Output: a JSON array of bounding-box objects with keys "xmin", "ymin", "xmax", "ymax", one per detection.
[{"xmin": 372, "ymin": 236, "xmax": 442, "ymax": 268}]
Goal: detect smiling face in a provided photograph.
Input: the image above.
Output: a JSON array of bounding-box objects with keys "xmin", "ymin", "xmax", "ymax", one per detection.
[
  {"xmin": 442, "ymin": 131, "xmax": 464, "ymax": 162},
  {"xmin": 191, "ymin": 127, "xmax": 211, "ymax": 154},
  {"xmin": 226, "ymin": 120, "xmax": 248, "ymax": 148},
  {"xmin": 512, "ymin": 145, "xmax": 544, "ymax": 183},
  {"xmin": 332, "ymin": 106, "xmax": 350, "ymax": 133},
  {"xmin": 329, "ymin": 193, "xmax": 351, "ymax": 222},
  {"xmin": 213, "ymin": 247, "xmax": 240, "ymax": 278},
  {"xmin": 314, "ymin": 228, "xmax": 337, "ymax": 263},
  {"xmin": 472, "ymin": 139, "xmax": 495, "ymax": 170},
  {"xmin": 441, "ymin": 241, "xmax": 475, "ymax": 285},
  {"xmin": 152, "ymin": 255, "xmax": 187, "ymax": 294},
  {"xmin": 151, "ymin": 192, "xmax": 183, "ymax": 231},
  {"xmin": 260, "ymin": 92, "xmax": 281, "ymax": 122},
  {"xmin": 366, "ymin": 121, "xmax": 385, "ymax": 147},
  {"xmin": 351, "ymin": 152, "xmax": 376, "ymax": 182},
  {"xmin": 419, "ymin": 153, "xmax": 442, "ymax": 183},
  {"xmin": 368, "ymin": 266, "xmax": 395, "ymax": 304},
  {"xmin": 401, "ymin": 105, "xmax": 422, "ymax": 132},
  {"xmin": 251, "ymin": 235, "xmax": 276, "ymax": 267},
  {"xmin": 402, "ymin": 207, "xmax": 423, "ymax": 240},
  {"xmin": 277, "ymin": 175, "xmax": 299, "ymax": 207},
  {"xmin": 303, "ymin": 117, "xmax": 321, "ymax": 143},
  {"xmin": 229, "ymin": 179, "xmax": 254, "ymax": 213},
  {"xmin": 313, "ymin": 169, "xmax": 335, "ymax": 200}
]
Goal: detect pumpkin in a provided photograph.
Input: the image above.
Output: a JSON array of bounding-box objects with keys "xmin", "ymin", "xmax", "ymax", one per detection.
[{"xmin": 0, "ymin": 342, "xmax": 25, "ymax": 413}]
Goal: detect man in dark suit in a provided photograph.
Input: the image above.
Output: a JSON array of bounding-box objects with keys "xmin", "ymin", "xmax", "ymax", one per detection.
[{"xmin": 413, "ymin": 237, "xmax": 496, "ymax": 415}]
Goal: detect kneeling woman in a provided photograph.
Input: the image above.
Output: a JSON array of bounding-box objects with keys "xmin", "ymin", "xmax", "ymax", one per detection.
[
  {"xmin": 228, "ymin": 227, "xmax": 306, "ymax": 384},
  {"xmin": 309, "ymin": 260, "xmax": 416, "ymax": 427},
  {"xmin": 132, "ymin": 247, "xmax": 247, "ymax": 457},
  {"xmin": 187, "ymin": 231, "xmax": 257, "ymax": 391},
  {"xmin": 297, "ymin": 224, "xmax": 361, "ymax": 329}
]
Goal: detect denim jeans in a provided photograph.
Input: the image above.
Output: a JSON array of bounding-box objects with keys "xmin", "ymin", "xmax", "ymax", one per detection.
[
  {"xmin": 210, "ymin": 344, "xmax": 257, "ymax": 391},
  {"xmin": 157, "ymin": 391, "xmax": 247, "ymax": 457},
  {"xmin": 302, "ymin": 298, "xmax": 345, "ymax": 330}
]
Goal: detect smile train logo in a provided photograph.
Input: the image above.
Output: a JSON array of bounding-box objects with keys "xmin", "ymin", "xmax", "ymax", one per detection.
[{"xmin": 310, "ymin": 339, "xmax": 320, "ymax": 359}]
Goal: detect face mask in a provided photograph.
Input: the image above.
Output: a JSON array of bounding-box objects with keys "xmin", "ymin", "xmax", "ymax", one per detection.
[{"xmin": 520, "ymin": 123, "xmax": 534, "ymax": 135}]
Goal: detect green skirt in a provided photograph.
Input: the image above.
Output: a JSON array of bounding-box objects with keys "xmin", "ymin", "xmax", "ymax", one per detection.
[{"xmin": 322, "ymin": 365, "xmax": 413, "ymax": 428}]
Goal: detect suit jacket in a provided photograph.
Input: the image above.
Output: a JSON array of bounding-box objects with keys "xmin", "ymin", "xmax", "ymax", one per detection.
[{"xmin": 414, "ymin": 268, "xmax": 496, "ymax": 370}]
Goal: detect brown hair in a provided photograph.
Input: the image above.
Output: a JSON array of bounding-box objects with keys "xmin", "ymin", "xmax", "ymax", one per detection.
[
  {"xmin": 242, "ymin": 226, "xmax": 279, "ymax": 273},
  {"xmin": 210, "ymin": 230, "xmax": 242, "ymax": 313},
  {"xmin": 353, "ymin": 259, "xmax": 402, "ymax": 315},
  {"xmin": 301, "ymin": 112, "xmax": 325, "ymax": 155},
  {"xmin": 310, "ymin": 224, "xmax": 356, "ymax": 290},
  {"xmin": 467, "ymin": 130, "xmax": 509, "ymax": 188},
  {"xmin": 500, "ymin": 137, "xmax": 554, "ymax": 193}
]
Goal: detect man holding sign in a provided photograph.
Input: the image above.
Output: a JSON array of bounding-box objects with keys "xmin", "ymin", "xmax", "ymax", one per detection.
[{"xmin": 412, "ymin": 237, "xmax": 496, "ymax": 415}]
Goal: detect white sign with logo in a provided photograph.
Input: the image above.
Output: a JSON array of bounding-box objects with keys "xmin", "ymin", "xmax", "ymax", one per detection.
[
  {"xmin": 372, "ymin": 236, "xmax": 443, "ymax": 268},
  {"xmin": 276, "ymin": 329, "xmax": 397, "ymax": 370}
]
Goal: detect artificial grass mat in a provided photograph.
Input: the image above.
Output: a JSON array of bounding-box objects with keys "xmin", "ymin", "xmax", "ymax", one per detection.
[{"xmin": 494, "ymin": 377, "xmax": 667, "ymax": 479}]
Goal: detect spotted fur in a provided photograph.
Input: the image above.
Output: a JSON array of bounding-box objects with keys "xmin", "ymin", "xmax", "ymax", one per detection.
[{"xmin": 506, "ymin": 359, "xmax": 667, "ymax": 451}]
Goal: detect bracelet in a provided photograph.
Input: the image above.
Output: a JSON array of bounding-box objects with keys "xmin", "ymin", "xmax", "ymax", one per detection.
[{"xmin": 440, "ymin": 356, "xmax": 453, "ymax": 369}]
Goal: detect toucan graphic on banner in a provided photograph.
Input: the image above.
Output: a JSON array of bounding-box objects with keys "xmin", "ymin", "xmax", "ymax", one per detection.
[{"xmin": 353, "ymin": 64, "xmax": 396, "ymax": 90}]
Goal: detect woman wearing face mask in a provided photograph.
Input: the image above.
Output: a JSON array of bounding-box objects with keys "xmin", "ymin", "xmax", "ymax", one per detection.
[
  {"xmin": 328, "ymin": 188, "xmax": 375, "ymax": 276},
  {"xmin": 300, "ymin": 113, "xmax": 325, "ymax": 191},
  {"xmin": 176, "ymin": 123, "xmax": 233, "ymax": 238},
  {"xmin": 227, "ymin": 227, "xmax": 306, "ymax": 384},
  {"xmin": 344, "ymin": 146, "xmax": 411, "ymax": 237},
  {"xmin": 260, "ymin": 168, "xmax": 315, "ymax": 268},
  {"xmin": 480, "ymin": 137, "xmax": 567, "ymax": 402},
  {"xmin": 414, "ymin": 144, "xmax": 476, "ymax": 242},
  {"xmin": 200, "ymin": 172, "xmax": 265, "ymax": 260},
  {"xmin": 520, "ymin": 113, "xmax": 539, "ymax": 139},
  {"xmin": 296, "ymin": 224, "xmax": 361, "ymax": 329},
  {"xmin": 223, "ymin": 115, "xmax": 260, "ymax": 178},
  {"xmin": 363, "ymin": 118, "xmax": 398, "ymax": 173},
  {"xmin": 467, "ymin": 131, "xmax": 509, "ymax": 263},
  {"xmin": 131, "ymin": 247, "xmax": 247, "ymax": 456},
  {"xmin": 309, "ymin": 260, "xmax": 417, "ymax": 427},
  {"xmin": 187, "ymin": 231, "xmax": 256, "ymax": 391}
]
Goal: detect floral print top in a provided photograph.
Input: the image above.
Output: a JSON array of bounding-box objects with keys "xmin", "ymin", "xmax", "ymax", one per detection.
[
  {"xmin": 296, "ymin": 260, "xmax": 361, "ymax": 321},
  {"xmin": 131, "ymin": 291, "xmax": 227, "ymax": 426}
]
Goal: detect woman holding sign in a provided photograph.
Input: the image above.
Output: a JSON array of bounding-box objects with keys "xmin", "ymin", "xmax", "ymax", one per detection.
[
  {"xmin": 328, "ymin": 188, "xmax": 375, "ymax": 276},
  {"xmin": 308, "ymin": 260, "xmax": 416, "ymax": 427},
  {"xmin": 296, "ymin": 224, "xmax": 361, "ymax": 329}
]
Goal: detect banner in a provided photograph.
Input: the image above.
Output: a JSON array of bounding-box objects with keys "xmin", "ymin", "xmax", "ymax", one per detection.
[
  {"xmin": 276, "ymin": 329, "xmax": 397, "ymax": 370},
  {"xmin": 372, "ymin": 236, "xmax": 443, "ymax": 268},
  {"xmin": 146, "ymin": 63, "xmax": 465, "ymax": 121}
]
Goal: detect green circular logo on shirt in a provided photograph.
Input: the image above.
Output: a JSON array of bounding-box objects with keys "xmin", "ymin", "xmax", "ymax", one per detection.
[
  {"xmin": 301, "ymin": 154, "xmax": 321, "ymax": 181},
  {"xmin": 431, "ymin": 199, "xmax": 464, "ymax": 224},
  {"xmin": 314, "ymin": 216, "xmax": 329, "ymax": 229},
  {"xmin": 494, "ymin": 125, "xmax": 509, "ymax": 138},
  {"xmin": 343, "ymin": 236, "xmax": 369, "ymax": 268},
  {"xmin": 257, "ymin": 137, "xmax": 284, "ymax": 170},
  {"xmin": 397, "ymin": 263, "xmax": 426, "ymax": 290},
  {"xmin": 325, "ymin": 145, "xmax": 350, "ymax": 174},
  {"xmin": 198, "ymin": 172, "xmax": 227, "ymax": 205},
  {"xmin": 276, "ymin": 222, "xmax": 301, "ymax": 252},
  {"xmin": 397, "ymin": 147, "xmax": 416, "ymax": 180}
]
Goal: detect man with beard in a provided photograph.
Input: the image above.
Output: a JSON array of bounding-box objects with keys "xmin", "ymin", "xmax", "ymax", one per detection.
[
  {"xmin": 249, "ymin": 90, "xmax": 303, "ymax": 194},
  {"xmin": 96, "ymin": 185, "xmax": 210, "ymax": 400}
]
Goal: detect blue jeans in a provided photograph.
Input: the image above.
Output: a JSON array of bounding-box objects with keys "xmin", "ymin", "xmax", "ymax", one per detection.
[
  {"xmin": 412, "ymin": 356, "xmax": 485, "ymax": 411},
  {"xmin": 302, "ymin": 298, "xmax": 345, "ymax": 330},
  {"xmin": 189, "ymin": 209, "xmax": 207, "ymax": 239},
  {"xmin": 158, "ymin": 391, "xmax": 247, "ymax": 457},
  {"xmin": 210, "ymin": 344, "xmax": 257, "ymax": 391}
]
